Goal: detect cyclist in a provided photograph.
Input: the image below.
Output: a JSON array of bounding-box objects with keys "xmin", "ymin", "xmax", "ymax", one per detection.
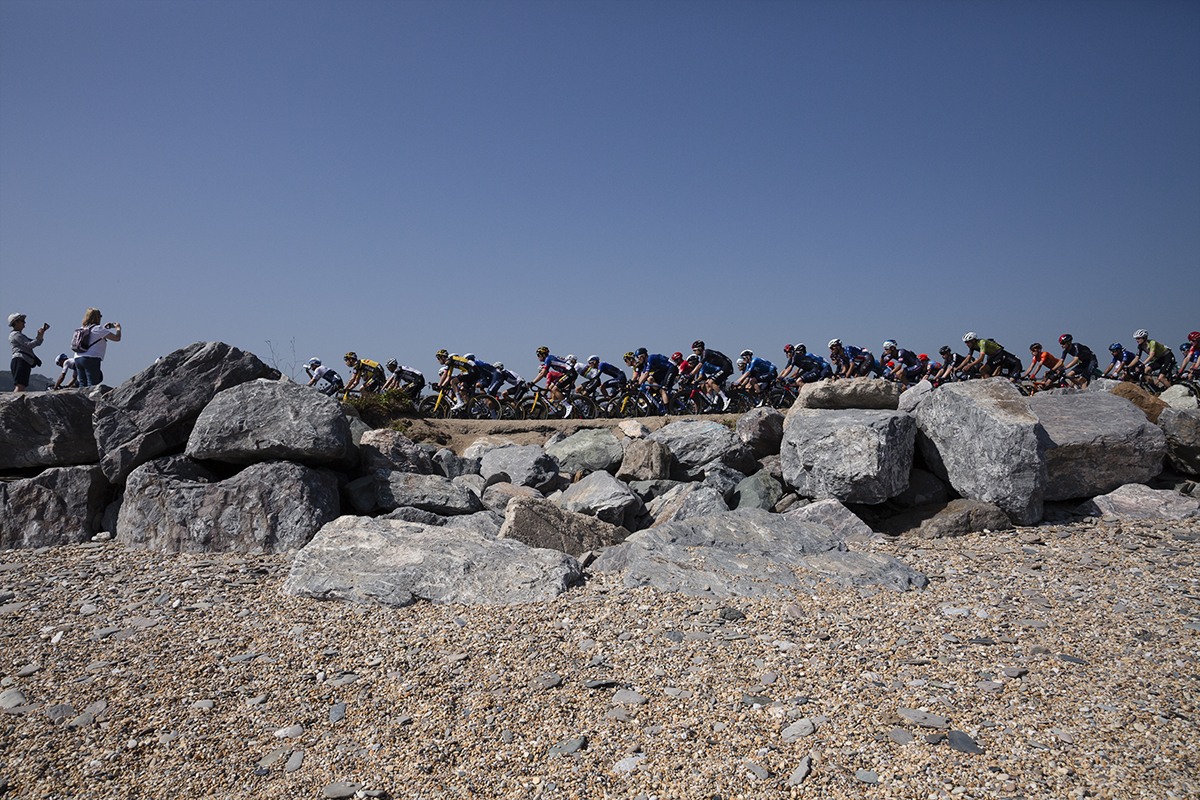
[
  {"xmin": 52, "ymin": 353, "xmax": 79, "ymax": 390},
  {"xmin": 382, "ymin": 360, "xmax": 426, "ymax": 400},
  {"xmin": 461, "ymin": 354, "xmax": 501, "ymax": 398},
  {"xmin": 691, "ymin": 340, "xmax": 735, "ymax": 406},
  {"xmin": 734, "ymin": 349, "xmax": 778, "ymax": 400},
  {"xmin": 779, "ymin": 343, "xmax": 833, "ymax": 385},
  {"xmin": 932, "ymin": 345, "xmax": 972, "ymax": 382},
  {"xmin": 531, "ymin": 346, "xmax": 578, "ymax": 416},
  {"xmin": 1023, "ymin": 344, "xmax": 1062, "ymax": 383},
  {"xmin": 634, "ymin": 348, "xmax": 679, "ymax": 412},
  {"xmin": 828, "ymin": 339, "xmax": 881, "ymax": 379},
  {"xmin": 880, "ymin": 340, "xmax": 923, "ymax": 385},
  {"xmin": 960, "ymin": 333, "xmax": 1022, "ymax": 378},
  {"xmin": 1133, "ymin": 329, "xmax": 1176, "ymax": 390},
  {"xmin": 1180, "ymin": 332, "xmax": 1200, "ymax": 380},
  {"xmin": 343, "ymin": 352, "xmax": 386, "ymax": 395},
  {"xmin": 486, "ymin": 361, "xmax": 524, "ymax": 399},
  {"xmin": 1057, "ymin": 334, "xmax": 1098, "ymax": 387},
  {"xmin": 577, "ymin": 355, "xmax": 626, "ymax": 398},
  {"xmin": 305, "ymin": 358, "xmax": 345, "ymax": 396},
  {"xmin": 433, "ymin": 349, "xmax": 477, "ymax": 410},
  {"xmin": 1102, "ymin": 343, "xmax": 1142, "ymax": 381}
]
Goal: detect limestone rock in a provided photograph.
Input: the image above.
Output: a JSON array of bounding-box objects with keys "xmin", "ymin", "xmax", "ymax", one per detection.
[
  {"xmin": 781, "ymin": 409, "xmax": 916, "ymax": 504},
  {"xmin": 479, "ymin": 445, "xmax": 559, "ymax": 492},
  {"xmin": 618, "ymin": 420, "xmax": 650, "ymax": 438},
  {"xmin": 795, "ymin": 377, "xmax": 902, "ymax": 410},
  {"xmin": 482, "ymin": 482, "xmax": 543, "ymax": 512},
  {"xmin": 736, "ymin": 407, "xmax": 784, "ymax": 458},
  {"xmin": 1109, "ymin": 381, "xmax": 1169, "ymax": 424},
  {"xmin": 898, "ymin": 380, "xmax": 933, "ymax": 413},
  {"xmin": 1159, "ymin": 384, "xmax": 1199, "ymax": 410},
  {"xmin": 646, "ymin": 483, "xmax": 729, "ymax": 527},
  {"xmin": 1158, "ymin": 408, "xmax": 1200, "ymax": 476},
  {"xmin": 358, "ymin": 429, "xmax": 434, "ymax": 475},
  {"xmin": 185, "ymin": 379, "xmax": 355, "ymax": 467},
  {"xmin": 93, "ymin": 342, "xmax": 276, "ymax": 483},
  {"xmin": 116, "ymin": 456, "xmax": 339, "ymax": 553},
  {"xmin": 0, "ymin": 391, "xmax": 99, "ymax": 469},
  {"xmin": 616, "ymin": 438, "xmax": 672, "ymax": 482},
  {"xmin": 544, "ymin": 428, "xmax": 623, "ymax": 475},
  {"xmin": 282, "ymin": 515, "xmax": 582, "ymax": 606},
  {"xmin": 0, "ymin": 465, "xmax": 110, "ymax": 549},
  {"xmin": 499, "ymin": 496, "xmax": 628, "ymax": 557},
  {"xmin": 557, "ymin": 470, "xmax": 643, "ymax": 528},
  {"xmin": 915, "ymin": 379, "xmax": 1046, "ymax": 525},
  {"xmin": 917, "ymin": 499, "xmax": 1013, "ymax": 539},
  {"xmin": 1078, "ymin": 483, "xmax": 1200, "ymax": 520},
  {"xmin": 648, "ymin": 420, "xmax": 756, "ymax": 480},
  {"xmin": 783, "ymin": 498, "xmax": 878, "ymax": 544}
]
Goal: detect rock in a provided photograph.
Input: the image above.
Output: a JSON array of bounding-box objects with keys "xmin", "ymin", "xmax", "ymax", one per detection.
[
  {"xmin": 915, "ymin": 379, "xmax": 1046, "ymax": 525},
  {"xmin": 444, "ymin": 510, "xmax": 505, "ymax": 537},
  {"xmin": 1158, "ymin": 408, "xmax": 1200, "ymax": 476},
  {"xmin": 0, "ymin": 465, "xmax": 110, "ymax": 549},
  {"xmin": 627, "ymin": 479, "xmax": 682, "ymax": 503},
  {"xmin": 92, "ymin": 342, "xmax": 277, "ymax": 483},
  {"xmin": 917, "ymin": 499, "xmax": 1013, "ymax": 539},
  {"xmin": 185, "ymin": 379, "xmax": 355, "ymax": 467},
  {"xmin": 543, "ymin": 428, "xmax": 623, "ymax": 475},
  {"xmin": 453, "ymin": 473, "xmax": 486, "ymax": 498},
  {"xmin": 648, "ymin": 420, "xmax": 756, "ymax": 479},
  {"xmin": 1029, "ymin": 392, "xmax": 1166, "ymax": 501},
  {"xmin": 736, "ymin": 407, "xmax": 784, "ymax": 458},
  {"xmin": 557, "ymin": 470, "xmax": 643, "ymax": 528},
  {"xmin": 788, "ymin": 756, "xmax": 812, "ymax": 786},
  {"xmin": 898, "ymin": 380, "xmax": 933, "ymax": 413},
  {"xmin": 375, "ymin": 471, "xmax": 486, "ymax": 516},
  {"xmin": 728, "ymin": 470, "xmax": 784, "ymax": 511},
  {"xmin": 702, "ymin": 462, "xmax": 746, "ymax": 501},
  {"xmin": 616, "ymin": 438, "xmax": 672, "ymax": 482},
  {"xmin": 481, "ymin": 482, "xmax": 543, "ymax": 512},
  {"xmin": 781, "ymin": 409, "xmax": 916, "ymax": 504},
  {"xmin": 783, "ymin": 498, "xmax": 877, "ymax": 544},
  {"xmin": 282, "ymin": 516, "xmax": 583, "ymax": 606},
  {"xmin": 947, "ymin": 730, "xmax": 984, "ymax": 754},
  {"xmin": 380, "ymin": 506, "xmax": 446, "ymax": 525},
  {"xmin": 462, "ymin": 436, "xmax": 518, "ymax": 460},
  {"xmin": 0, "ymin": 391, "xmax": 99, "ymax": 469},
  {"xmin": 782, "ymin": 718, "xmax": 815, "ymax": 742},
  {"xmin": 1160, "ymin": 384, "xmax": 1199, "ymax": 410},
  {"xmin": 796, "ymin": 377, "xmax": 902, "ymax": 410},
  {"xmin": 499, "ymin": 496, "xmax": 627, "ymax": 557},
  {"xmin": 357, "ymin": 429, "xmax": 434, "ymax": 475},
  {"xmin": 897, "ymin": 708, "xmax": 948, "ymax": 728},
  {"xmin": 592, "ymin": 509, "xmax": 926, "ymax": 596},
  {"xmin": 891, "ymin": 467, "xmax": 949, "ymax": 508},
  {"xmin": 1109, "ymin": 381, "xmax": 1170, "ymax": 424},
  {"xmin": 618, "ymin": 420, "xmax": 650, "ymax": 438},
  {"xmin": 432, "ymin": 448, "xmax": 480, "ymax": 479},
  {"xmin": 1078, "ymin": 483, "xmax": 1200, "ymax": 520},
  {"xmin": 479, "ymin": 445, "xmax": 559, "ymax": 492},
  {"xmin": 646, "ymin": 483, "xmax": 729, "ymax": 527},
  {"xmin": 116, "ymin": 456, "xmax": 340, "ymax": 553}
]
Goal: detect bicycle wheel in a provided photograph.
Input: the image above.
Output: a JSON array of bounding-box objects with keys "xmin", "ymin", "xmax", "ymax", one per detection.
[
  {"xmin": 500, "ymin": 400, "xmax": 522, "ymax": 420},
  {"xmin": 418, "ymin": 395, "xmax": 449, "ymax": 419},
  {"xmin": 767, "ymin": 387, "xmax": 793, "ymax": 409},
  {"xmin": 568, "ymin": 395, "xmax": 599, "ymax": 420},
  {"xmin": 468, "ymin": 394, "xmax": 501, "ymax": 420},
  {"xmin": 522, "ymin": 397, "xmax": 549, "ymax": 420},
  {"xmin": 724, "ymin": 390, "xmax": 753, "ymax": 413}
]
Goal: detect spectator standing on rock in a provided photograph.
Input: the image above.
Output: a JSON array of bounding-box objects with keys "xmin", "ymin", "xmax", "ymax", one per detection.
[
  {"xmin": 72, "ymin": 308, "xmax": 120, "ymax": 388},
  {"xmin": 8, "ymin": 312, "xmax": 49, "ymax": 392},
  {"xmin": 53, "ymin": 353, "xmax": 79, "ymax": 390}
]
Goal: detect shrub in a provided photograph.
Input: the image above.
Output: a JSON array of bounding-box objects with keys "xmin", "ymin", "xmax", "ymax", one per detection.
[{"xmin": 344, "ymin": 390, "xmax": 415, "ymax": 428}]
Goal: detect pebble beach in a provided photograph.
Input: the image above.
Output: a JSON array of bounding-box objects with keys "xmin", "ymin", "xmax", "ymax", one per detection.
[{"xmin": 2, "ymin": 516, "xmax": 1198, "ymax": 800}]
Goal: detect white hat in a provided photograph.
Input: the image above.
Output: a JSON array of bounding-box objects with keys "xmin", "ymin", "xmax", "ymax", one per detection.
[{"xmin": 7, "ymin": 313, "xmax": 26, "ymax": 327}]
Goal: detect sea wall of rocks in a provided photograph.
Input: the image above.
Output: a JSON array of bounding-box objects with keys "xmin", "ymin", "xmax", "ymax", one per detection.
[{"xmin": 3, "ymin": 354, "xmax": 1197, "ymax": 606}]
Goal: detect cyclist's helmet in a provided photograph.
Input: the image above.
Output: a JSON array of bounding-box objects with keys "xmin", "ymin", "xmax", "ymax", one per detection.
[
  {"xmin": 435, "ymin": 349, "xmax": 449, "ymax": 359},
  {"xmin": 1189, "ymin": 331, "xmax": 1200, "ymax": 342},
  {"xmin": 795, "ymin": 343, "xmax": 806, "ymax": 356},
  {"xmin": 438, "ymin": 365, "xmax": 449, "ymax": 377},
  {"xmin": 344, "ymin": 351, "xmax": 358, "ymax": 364},
  {"xmin": 464, "ymin": 353, "xmax": 475, "ymax": 362},
  {"xmin": 783, "ymin": 344, "xmax": 794, "ymax": 355},
  {"xmin": 536, "ymin": 346, "xmax": 549, "ymax": 358},
  {"xmin": 736, "ymin": 358, "xmax": 747, "ymax": 371},
  {"xmin": 828, "ymin": 338, "xmax": 842, "ymax": 349},
  {"xmin": 1029, "ymin": 343, "xmax": 1042, "ymax": 352},
  {"xmin": 55, "ymin": 353, "xmax": 69, "ymax": 367},
  {"xmin": 692, "ymin": 340, "xmax": 705, "ymax": 350},
  {"xmin": 939, "ymin": 346, "xmax": 953, "ymax": 357},
  {"xmin": 918, "ymin": 354, "xmax": 929, "ymax": 361},
  {"xmin": 1182, "ymin": 343, "xmax": 1192, "ymax": 353},
  {"xmin": 386, "ymin": 358, "xmax": 398, "ymax": 371},
  {"xmin": 1059, "ymin": 334, "xmax": 1072, "ymax": 345},
  {"xmin": 566, "ymin": 355, "xmax": 577, "ymax": 364},
  {"xmin": 635, "ymin": 347, "xmax": 648, "ymax": 357},
  {"xmin": 740, "ymin": 349, "xmax": 753, "ymax": 360},
  {"xmin": 307, "ymin": 358, "xmax": 321, "ymax": 368},
  {"xmin": 883, "ymin": 340, "xmax": 897, "ymax": 350},
  {"xmin": 623, "ymin": 351, "xmax": 635, "ymax": 361},
  {"xmin": 686, "ymin": 354, "xmax": 699, "ymax": 364},
  {"xmin": 587, "ymin": 355, "xmax": 599, "ymax": 364},
  {"xmin": 1109, "ymin": 343, "xmax": 1123, "ymax": 352},
  {"xmin": 962, "ymin": 332, "xmax": 977, "ymax": 343},
  {"xmin": 493, "ymin": 361, "xmax": 504, "ymax": 370},
  {"xmin": 670, "ymin": 352, "xmax": 683, "ymax": 363},
  {"xmin": 1134, "ymin": 329, "xmax": 1149, "ymax": 339}
]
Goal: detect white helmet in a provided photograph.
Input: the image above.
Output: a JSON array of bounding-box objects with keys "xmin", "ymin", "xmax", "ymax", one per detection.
[
  {"xmin": 588, "ymin": 354, "xmax": 599, "ymax": 363},
  {"xmin": 736, "ymin": 358, "xmax": 747, "ymax": 370},
  {"xmin": 566, "ymin": 354, "xmax": 577, "ymax": 364},
  {"xmin": 493, "ymin": 361, "xmax": 504, "ymax": 370},
  {"xmin": 828, "ymin": 339, "xmax": 841, "ymax": 349},
  {"xmin": 1134, "ymin": 329, "xmax": 1148, "ymax": 339},
  {"xmin": 438, "ymin": 365, "xmax": 449, "ymax": 376},
  {"xmin": 883, "ymin": 340, "xmax": 897, "ymax": 350},
  {"xmin": 307, "ymin": 358, "xmax": 321, "ymax": 368},
  {"xmin": 962, "ymin": 332, "xmax": 977, "ymax": 343}
]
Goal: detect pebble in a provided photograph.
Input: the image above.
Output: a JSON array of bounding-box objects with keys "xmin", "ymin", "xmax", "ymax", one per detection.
[
  {"xmin": 329, "ymin": 702, "xmax": 346, "ymax": 723},
  {"xmin": 274, "ymin": 724, "xmax": 304, "ymax": 738},
  {"xmin": 947, "ymin": 730, "xmax": 984, "ymax": 754},
  {"xmin": 612, "ymin": 689, "xmax": 648, "ymax": 707},
  {"xmin": 856, "ymin": 769, "xmax": 880, "ymax": 784},
  {"xmin": 322, "ymin": 782, "xmax": 361, "ymax": 798},
  {"xmin": 285, "ymin": 749, "xmax": 305, "ymax": 773},
  {"xmin": 781, "ymin": 718, "xmax": 815, "ymax": 742},
  {"xmin": 788, "ymin": 755, "xmax": 812, "ymax": 786}
]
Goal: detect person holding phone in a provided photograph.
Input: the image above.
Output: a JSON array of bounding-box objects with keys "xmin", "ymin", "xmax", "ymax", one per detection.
[{"xmin": 74, "ymin": 308, "xmax": 121, "ymax": 387}]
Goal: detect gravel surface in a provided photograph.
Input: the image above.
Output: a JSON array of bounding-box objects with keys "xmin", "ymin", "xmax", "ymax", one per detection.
[{"xmin": 2, "ymin": 516, "xmax": 1198, "ymax": 799}]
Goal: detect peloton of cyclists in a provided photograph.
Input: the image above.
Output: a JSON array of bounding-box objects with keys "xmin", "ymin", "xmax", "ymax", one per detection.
[
  {"xmin": 828, "ymin": 339, "xmax": 882, "ymax": 379},
  {"xmin": 691, "ymin": 340, "xmax": 734, "ymax": 410},
  {"xmin": 633, "ymin": 348, "xmax": 679, "ymax": 413},
  {"xmin": 1102, "ymin": 343, "xmax": 1142, "ymax": 381},
  {"xmin": 1022, "ymin": 343, "xmax": 1062, "ymax": 385},
  {"xmin": 433, "ymin": 349, "xmax": 478, "ymax": 410},
  {"xmin": 305, "ymin": 358, "xmax": 345, "ymax": 396},
  {"xmin": 779, "ymin": 343, "xmax": 833, "ymax": 386},
  {"xmin": 577, "ymin": 355, "xmax": 627, "ymax": 399},
  {"xmin": 530, "ymin": 347, "xmax": 578, "ymax": 417},
  {"xmin": 880, "ymin": 340, "xmax": 923, "ymax": 386}
]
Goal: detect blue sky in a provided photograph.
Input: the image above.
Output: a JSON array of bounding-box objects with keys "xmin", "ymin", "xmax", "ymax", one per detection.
[{"xmin": 3, "ymin": 0, "xmax": 1197, "ymax": 385}]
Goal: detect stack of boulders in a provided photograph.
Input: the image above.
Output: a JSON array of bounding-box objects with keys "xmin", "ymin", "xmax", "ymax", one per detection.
[{"xmin": 4, "ymin": 353, "xmax": 1198, "ymax": 608}]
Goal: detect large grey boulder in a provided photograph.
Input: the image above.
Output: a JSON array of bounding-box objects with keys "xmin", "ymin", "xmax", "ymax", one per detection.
[
  {"xmin": 432, "ymin": 448, "xmax": 481, "ymax": 479},
  {"xmin": 544, "ymin": 428, "xmax": 624, "ymax": 475},
  {"xmin": 479, "ymin": 445, "xmax": 559, "ymax": 492},
  {"xmin": 915, "ymin": 379, "xmax": 1046, "ymax": 525},
  {"xmin": 499, "ymin": 496, "xmax": 628, "ymax": 557},
  {"xmin": 702, "ymin": 462, "xmax": 746, "ymax": 501},
  {"xmin": 1028, "ymin": 392, "xmax": 1166, "ymax": 501},
  {"xmin": 1078, "ymin": 483, "xmax": 1200, "ymax": 520},
  {"xmin": 93, "ymin": 342, "xmax": 276, "ymax": 483},
  {"xmin": 444, "ymin": 510, "xmax": 506, "ymax": 537},
  {"xmin": 357, "ymin": 429, "xmax": 434, "ymax": 475},
  {"xmin": 347, "ymin": 470, "xmax": 485, "ymax": 516},
  {"xmin": 1158, "ymin": 408, "xmax": 1200, "ymax": 476},
  {"xmin": 0, "ymin": 391, "xmax": 100, "ymax": 469},
  {"xmin": 898, "ymin": 380, "xmax": 934, "ymax": 413},
  {"xmin": 557, "ymin": 470, "xmax": 643, "ymax": 528},
  {"xmin": 592, "ymin": 510, "xmax": 927, "ymax": 596},
  {"xmin": 616, "ymin": 438, "xmax": 672, "ymax": 482},
  {"xmin": 783, "ymin": 498, "xmax": 877, "ymax": 544},
  {"xmin": 281, "ymin": 516, "xmax": 583, "ymax": 606},
  {"xmin": 481, "ymin": 482, "xmax": 543, "ymax": 512},
  {"xmin": 728, "ymin": 470, "xmax": 784, "ymax": 511},
  {"xmin": 648, "ymin": 419, "xmax": 757, "ymax": 479},
  {"xmin": 0, "ymin": 465, "xmax": 110, "ymax": 549},
  {"xmin": 116, "ymin": 456, "xmax": 339, "ymax": 553},
  {"xmin": 185, "ymin": 379, "xmax": 355, "ymax": 467},
  {"xmin": 736, "ymin": 407, "xmax": 784, "ymax": 458},
  {"xmin": 796, "ymin": 378, "xmax": 902, "ymax": 410},
  {"xmin": 1159, "ymin": 384, "xmax": 1199, "ymax": 410},
  {"xmin": 780, "ymin": 409, "xmax": 916, "ymax": 504},
  {"xmin": 647, "ymin": 482, "xmax": 729, "ymax": 526}
]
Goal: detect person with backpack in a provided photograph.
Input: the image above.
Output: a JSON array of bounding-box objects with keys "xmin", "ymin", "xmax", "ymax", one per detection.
[
  {"xmin": 8, "ymin": 312, "xmax": 50, "ymax": 392},
  {"xmin": 71, "ymin": 308, "xmax": 121, "ymax": 388}
]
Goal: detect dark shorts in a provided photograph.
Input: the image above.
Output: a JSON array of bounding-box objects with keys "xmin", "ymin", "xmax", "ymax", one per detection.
[
  {"xmin": 1147, "ymin": 353, "xmax": 1177, "ymax": 376},
  {"xmin": 650, "ymin": 365, "xmax": 679, "ymax": 389},
  {"xmin": 986, "ymin": 350, "xmax": 1021, "ymax": 375},
  {"xmin": 320, "ymin": 376, "xmax": 345, "ymax": 395},
  {"xmin": 10, "ymin": 357, "xmax": 32, "ymax": 387}
]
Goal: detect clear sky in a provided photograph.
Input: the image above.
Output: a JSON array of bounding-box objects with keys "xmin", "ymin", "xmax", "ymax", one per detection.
[{"xmin": 3, "ymin": 0, "xmax": 1198, "ymax": 386}]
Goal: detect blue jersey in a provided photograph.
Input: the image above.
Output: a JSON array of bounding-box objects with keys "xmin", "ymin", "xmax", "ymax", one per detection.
[
  {"xmin": 744, "ymin": 357, "xmax": 777, "ymax": 381},
  {"xmin": 646, "ymin": 353, "xmax": 673, "ymax": 371},
  {"xmin": 1109, "ymin": 349, "xmax": 1138, "ymax": 366}
]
